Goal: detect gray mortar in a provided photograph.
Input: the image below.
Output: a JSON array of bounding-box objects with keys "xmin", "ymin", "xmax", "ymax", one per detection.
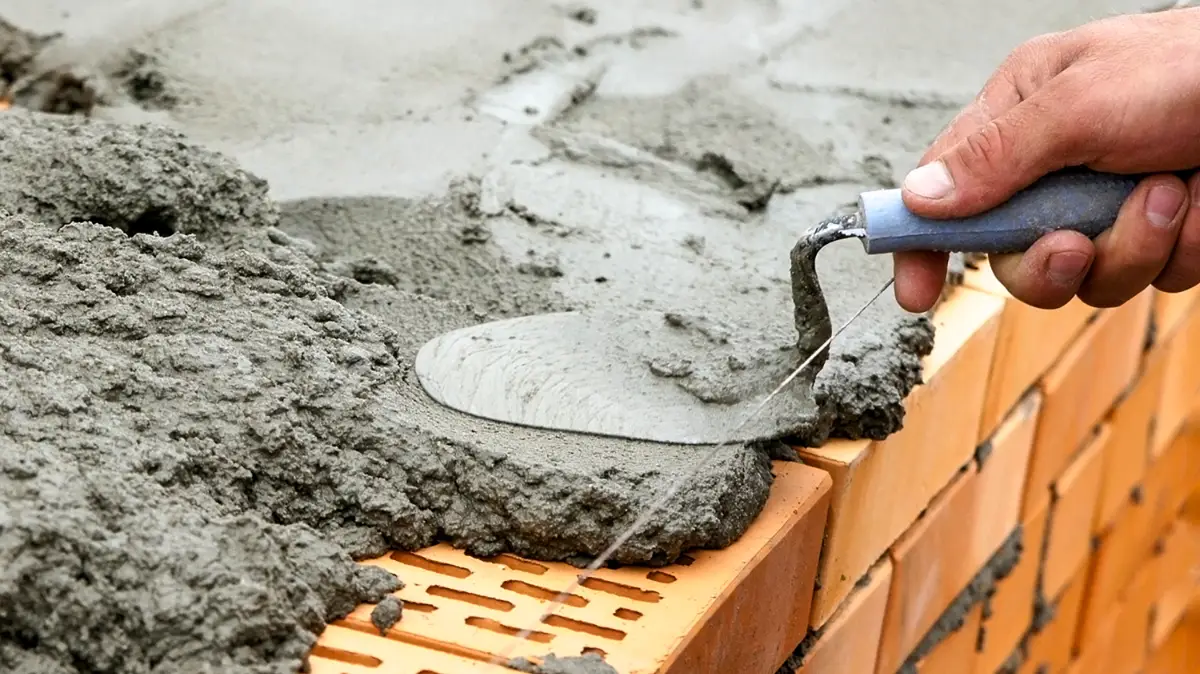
[
  {"xmin": 554, "ymin": 77, "xmax": 845, "ymax": 200},
  {"xmin": 510, "ymin": 654, "xmax": 619, "ymax": 674},
  {"xmin": 368, "ymin": 596, "xmax": 403, "ymax": 635},
  {"xmin": 0, "ymin": 421, "xmax": 402, "ymax": 673},
  {"xmin": 0, "ymin": 16, "xmax": 51, "ymax": 86},
  {"xmin": 896, "ymin": 527, "xmax": 1024, "ymax": 674},
  {"xmin": 0, "ymin": 112, "xmax": 772, "ymax": 672},
  {"xmin": 543, "ymin": 81, "xmax": 936, "ymax": 442},
  {"xmin": 275, "ymin": 185, "xmax": 565, "ymax": 320},
  {"xmin": 0, "ymin": 110, "xmax": 278, "ymax": 243}
]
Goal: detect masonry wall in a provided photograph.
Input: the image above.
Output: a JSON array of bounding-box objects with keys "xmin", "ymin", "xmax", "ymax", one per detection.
[{"xmin": 309, "ymin": 264, "xmax": 1200, "ymax": 673}]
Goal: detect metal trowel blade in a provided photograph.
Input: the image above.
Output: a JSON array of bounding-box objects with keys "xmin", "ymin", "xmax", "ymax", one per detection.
[{"xmin": 414, "ymin": 310, "xmax": 817, "ymax": 445}]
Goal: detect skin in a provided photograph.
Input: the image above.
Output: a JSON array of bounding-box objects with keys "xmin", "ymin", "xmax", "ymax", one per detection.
[{"xmin": 894, "ymin": 7, "xmax": 1200, "ymax": 312}]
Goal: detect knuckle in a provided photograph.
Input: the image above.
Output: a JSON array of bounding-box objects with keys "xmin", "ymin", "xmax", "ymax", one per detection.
[
  {"xmin": 960, "ymin": 119, "xmax": 1013, "ymax": 172},
  {"xmin": 1007, "ymin": 30, "xmax": 1082, "ymax": 76}
]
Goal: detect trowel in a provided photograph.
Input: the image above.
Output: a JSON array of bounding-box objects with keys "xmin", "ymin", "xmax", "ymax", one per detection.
[{"xmin": 415, "ymin": 168, "xmax": 1140, "ymax": 445}]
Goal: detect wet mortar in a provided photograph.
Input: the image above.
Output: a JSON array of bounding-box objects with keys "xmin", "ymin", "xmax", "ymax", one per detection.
[
  {"xmin": 0, "ymin": 110, "xmax": 770, "ymax": 673},
  {"xmin": 0, "ymin": 0, "xmax": 1042, "ymax": 671}
]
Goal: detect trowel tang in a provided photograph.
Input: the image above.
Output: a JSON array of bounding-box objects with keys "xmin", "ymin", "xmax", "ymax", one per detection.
[{"xmin": 854, "ymin": 168, "xmax": 1141, "ymax": 255}]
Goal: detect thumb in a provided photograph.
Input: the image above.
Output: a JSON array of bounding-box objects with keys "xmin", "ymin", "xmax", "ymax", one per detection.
[{"xmin": 901, "ymin": 87, "xmax": 1082, "ymax": 219}]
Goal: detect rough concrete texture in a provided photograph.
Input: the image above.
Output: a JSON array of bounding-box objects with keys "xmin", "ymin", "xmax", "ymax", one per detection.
[
  {"xmin": 0, "ymin": 111, "xmax": 278, "ymax": 242},
  {"xmin": 511, "ymin": 654, "xmax": 620, "ymax": 674},
  {"xmin": 368, "ymin": 596, "xmax": 404, "ymax": 635},
  {"xmin": 0, "ymin": 112, "xmax": 771, "ymax": 673},
  {"xmin": 0, "ymin": 0, "xmax": 1162, "ymax": 671}
]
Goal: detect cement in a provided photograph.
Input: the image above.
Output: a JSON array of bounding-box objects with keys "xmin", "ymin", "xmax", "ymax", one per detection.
[
  {"xmin": 368, "ymin": 596, "xmax": 403, "ymax": 635},
  {"xmin": 0, "ymin": 1, "xmax": 1161, "ymax": 671},
  {"xmin": 0, "ymin": 111, "xmax": 772, "ymax": 672},
  {"xmin": 510, "ymin": 654, "xmax": 620, "ymax": 674},
  {"xmin": 0, "ymin": 110, "xmax": 278, "ymax": 242}
]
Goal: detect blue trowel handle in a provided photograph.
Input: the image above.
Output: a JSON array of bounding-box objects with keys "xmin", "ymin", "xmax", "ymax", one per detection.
[{"xmin": 858, "ymin": 168, "xmax": 1141, "ymax": 255}]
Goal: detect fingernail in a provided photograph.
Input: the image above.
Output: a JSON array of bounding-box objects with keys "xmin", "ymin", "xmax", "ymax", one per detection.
[
  {"xmin": 1046, "ymin": 251, "xmax": 1089, "ymax": 286},
  {"xmin": 903, "ymin": 161, "xmax": 954, "ymax": 200},
  {"xmin": 1146, "ymin": 184, "xmax": 1185, "ymax": 228}
]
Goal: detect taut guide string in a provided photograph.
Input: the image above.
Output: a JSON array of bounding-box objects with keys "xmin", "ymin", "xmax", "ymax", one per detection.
[{"xmin": 489, "ymin": 277, "xmax": 896, "ymax": 668}]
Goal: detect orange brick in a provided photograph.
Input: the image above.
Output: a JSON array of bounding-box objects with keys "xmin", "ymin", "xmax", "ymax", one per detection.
[
  {"xmin": 1021, "ymin": 560, "xmax": 1088, "ymax": 674},
  {"xmin": 963, "ymin": 259, "xmax": 1095, "ymax": 442},
  {"xmin": 1086, "ymin": 290, "xmax": 1152, "ymax": 419},
  {"xmin": 976, "ymin": 498, "xmax": 1051, "ymax": 674},
  {"xmin": 1043, "ymin": 425, "xmax": 1107, "ymax": 599},
  {"xmin": 1151, "ymin": 520, "xmax": 1200, "ymax": 648},
  {"xmin": 1095, "ymin": 347, "xmax": 1166, "ymax": 534},
  {"xmin": 974, "ymin": 392, "xmax": 1041, "ymax": 556},
  {"xmin": 1146, "ymin": 603, "xmax": 1200, "ymax": 674},
  {"xmin": 1022, "ymin": 323, "xmax": 1103, "ymax": 517},
  {"xmin": 1105, "ymin": 558, "xmax": 1159, "ymax": 674},
  {"xmin": 798, "ymin": 288, "xmax": 1004, "ymax": 627},
  {"xmin": 1078, "ymin": 494, "xmax": 1154, "ymax": 650},
  {"xmin": 876, "ymin": 394, "xmax": 1039, "ymax": 674},
  {"xmin": 314, "ymin": 462, "xmax": 832, "ymax": 674},
  {"xmin": 915, "ymin": 602, "xmax": 983, "ymax": 674},
  {"xmin": 1076, "ymin": 423, "xmax": 1200, "ymax": 653},
  {"xmin": 877, "ymin": 466, "xmax": 978, "ymax": 674},
  {"xmin": 1072, "ymin": 601, "xmax": 1119, "ymax": 674},
  {"xmin": 1154, "ymin": 308, "xmax": 1200, "ymax": 455},
  {"xmin": 1145, "ymin": 417, "xmax": 1200, "ymax": 545},
  {"xmin": 795, "ymin": 559, "xmax": 893, "ymax": 674},
  {"xmin": 1153, "ymin": 285, "xmax": 1200, "ymax": 344},
  {"xmin": 1023, "ymin": 292, "xmax": 1152, "ymax": 517}
]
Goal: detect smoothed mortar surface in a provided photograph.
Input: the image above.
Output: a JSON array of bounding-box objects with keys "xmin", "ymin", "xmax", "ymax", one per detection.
[
  {"xmin": 0, "ymin": 112, "xmax": 771, "ymax": 673},
  {"xmin": 0, "ymin": 0, "xmax": 1159, "ymax": 670}
]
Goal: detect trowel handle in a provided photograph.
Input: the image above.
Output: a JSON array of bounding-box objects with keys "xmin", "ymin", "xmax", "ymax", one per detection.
[{"xmin": 858, "ymin": 168, "xmax": 1141, "ymax": 255}]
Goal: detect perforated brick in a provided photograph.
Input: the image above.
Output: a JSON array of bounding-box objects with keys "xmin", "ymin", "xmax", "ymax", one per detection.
[{"xmin": 310, "ymin": 462, "xmax": 831, "ymax": 674}]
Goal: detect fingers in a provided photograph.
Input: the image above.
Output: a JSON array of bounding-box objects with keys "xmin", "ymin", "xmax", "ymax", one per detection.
[
  {"xmin": 917, "ymin": 32, "xmax": 1079, "ymax": 167},
  {"xmin": 990, "ymin": 174, "xmax": 1192, "ymax": 309},
  {"xmin": 903, "ymin": 82, "xmax": 1086, "ymax": 219},
  {"xmin": 903, "ymin": 33, "xmax": 1088, "ymax": 219},
  {"xmin": 990, "ymin": 231, "xmax": 1096, "ymax": 309},
  {"xmin": 1153, "ymin": 172, "xmax": 1200, "ymax": 293},
  {"xmin": 892, "ymin": 250, "xmax": 949, "ymax": 313},
  {"xmin": 1078, "ymin": 174, "xmax": 1188, "ymax": 307},
  {"xmin": 891, "ymin": 32, "xmax": 1084, "ymax": 314}
]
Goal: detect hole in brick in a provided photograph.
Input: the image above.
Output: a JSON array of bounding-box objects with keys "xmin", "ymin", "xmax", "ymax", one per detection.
[
  {"xmin": 310, "ymin": 645, "xmax": 382, "ymax": 668},
  {"xmin": 676, "ymin": 554, "xmax": 696, "ymax": 566},
  {"xmin": 582, "ymin": 647, "xmax": 607, "ymax": 658},
  {"xmin": 488, "ymin": 553, "xmax": 548, "ymax": 575},
  {"xmin": 501, "ymin": 580, "xmax": 588, "ymax": 607},
  {"xmin": 342, "ymin": 622, "xmax": 501, "ymax": 665},
  {"xmin": 646, "ymin": 571, "xmax": 676, "ymax": 584},
  {"xmin": 403, "ymin": 601, "xmax": 438, "ymax": 613},
  {"xmin": 390, "ymin": 552, "xmax": 472, "ymax": 578},
  {"xmin": 579, "ymin": 577, "xmax": 661, "ymax": 603},
  {"xmin": 465, "ymin": 616, "xmax": 555, "ymax": 643},
  {"xmin": 542, "ymin": 615, "xmax": 627, "ymax": 641},
  {"xmin": 613, "ymin": 608, "xmax": 642, "ymax": 621},
  {"xmin": 416, "ymin": 671, "xmax": 442, "ymax": 674},
  {"xmin": 426, "ymin": 585, "xmax": 514, "ymax": 612}
]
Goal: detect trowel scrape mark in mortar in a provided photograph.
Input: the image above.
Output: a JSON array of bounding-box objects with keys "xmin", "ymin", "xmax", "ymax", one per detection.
[
  {"xmin": 415, "ymin": 309, "xmax": 822, "ymax": 445},
  {"xmin": 0, "ymin": 111, "xmax": 774, "ymax": 672}
]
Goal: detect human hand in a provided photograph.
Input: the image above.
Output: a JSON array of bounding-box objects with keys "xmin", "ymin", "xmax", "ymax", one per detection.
[{"xmin": 894, "ymin": 7, "xmax": 1200, "ymax": 312}]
